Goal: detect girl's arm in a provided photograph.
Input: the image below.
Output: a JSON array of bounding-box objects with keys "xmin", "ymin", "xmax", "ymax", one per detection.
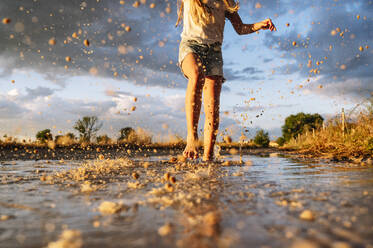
[{"xmin": 226, "ymin": 12, "xmax": 277, "ymax": 35}]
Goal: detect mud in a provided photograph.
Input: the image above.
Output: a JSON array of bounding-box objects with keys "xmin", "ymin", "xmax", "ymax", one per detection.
[{"xmin": 1, "ymin": 154, "xmax": 373, "ymax": 248}]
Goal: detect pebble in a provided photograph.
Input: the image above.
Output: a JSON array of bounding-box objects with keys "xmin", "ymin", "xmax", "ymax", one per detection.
[
  {"xmin": 331, "ymin": 242, "xmax": 352, "ymax": 248},
  {"xmin": 158, "ymin": 223, "xmax": 172, "ymax": 236},
  {"xmin": 0, "ymin": 215, "xmax": 11, "ymax": 221},
  {"xmin": 83, "ymin": 39, "xmax": 90, "ymax": 47},
  {"xmin": 132, "ymin": 172, "xmax": 140, "ymax": 180},
  {"xmin": 300, "ymin": 210, "xmax": 315, "ymax": 221},
  {"xmin": 47, "ymin": 229, "xmax": 82, "ymax": 248},
  {"xmin": 2, "ymin": 18, "xmax": 11, "ymax": 24},
  {"xmin": 291, "ymin": 239, "xmax": 320, "ymax": 248},
  {"xmin": 98, "ymin": 201, "xmax": 123, "ymax": 215}
]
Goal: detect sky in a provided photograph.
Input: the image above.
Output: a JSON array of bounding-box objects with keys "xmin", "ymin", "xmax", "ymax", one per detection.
[{"xmin": 0, "ymin": 0, "xmax": 372, "ymax": 142}]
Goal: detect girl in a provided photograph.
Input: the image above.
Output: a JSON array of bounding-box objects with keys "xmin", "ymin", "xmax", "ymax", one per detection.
[{"xmin": 177, "ymin": 0, "xmax": 276, "ymax": 161}]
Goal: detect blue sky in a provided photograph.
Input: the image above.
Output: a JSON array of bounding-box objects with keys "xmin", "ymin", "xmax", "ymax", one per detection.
[{"xmin": 0, "ymin": 0, "xmax": 372, "ymax": 141}]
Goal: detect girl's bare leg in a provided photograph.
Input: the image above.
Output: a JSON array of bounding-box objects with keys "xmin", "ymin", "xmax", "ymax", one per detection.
[
  {"xmin": 202, "ymin": 76, "xmax": 222, "ymax": 161},
  {"xmin": 182, "ymin": 53, "xmax": 204, "ymax": 159}
]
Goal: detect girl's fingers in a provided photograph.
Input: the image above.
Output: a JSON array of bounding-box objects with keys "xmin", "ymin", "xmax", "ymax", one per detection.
[{"xmin": 267, "ymin": 19, "xmax": 277, "ymax": 32}]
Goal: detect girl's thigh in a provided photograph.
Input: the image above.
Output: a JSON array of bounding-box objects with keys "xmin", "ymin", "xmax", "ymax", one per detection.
[{"xmin": 181, "ymin": 53, "xmax": 201, "ymax": 80}]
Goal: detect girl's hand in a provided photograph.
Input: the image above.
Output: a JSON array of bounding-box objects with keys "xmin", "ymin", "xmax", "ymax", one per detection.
[{"xmin": 255, "ymin": 18, "xmax": 277, "ymax": 32}]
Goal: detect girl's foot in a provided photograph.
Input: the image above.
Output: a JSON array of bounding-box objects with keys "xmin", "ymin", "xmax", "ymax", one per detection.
[
  {"xmin": 202, "ymin": 155, "xmax": 213, "ymax": 162},
  {"xmin": 183, "ymin": 139, "xmax": 199, "ymax": 159}
]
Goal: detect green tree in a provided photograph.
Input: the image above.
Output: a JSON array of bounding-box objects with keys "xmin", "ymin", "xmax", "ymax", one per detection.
[
  {"xmin": 253, "ymin": 129, "xmax": 270, "ymax": 147},
  {"xmin": 73, "ymin": 116, "xmax": 102, "ymax": 142},
  {"xmin": 275, "ymin": 136, "xmax": 285, "ymax": 147},
  {"xmin": 282, "ymin": 113, "xmax": 323, "ymax": 142},
  {"xmin": 97, "ymin": 134, "xmax": 111, "ymax": 145},
  {"xmin": 66, "ymin": 132, "xmax": 76, "ymax": 140},
  {"xmin": 36, "ymin": 129, "xmax": 53, "ymax": 143},
  {"xmin": 118, "ymin": 127, "xmax": 135, "ymax": 141}
]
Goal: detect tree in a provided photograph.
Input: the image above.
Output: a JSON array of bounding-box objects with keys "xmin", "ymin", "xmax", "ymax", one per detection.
[
  {"xmin": 97, "ymin": 135, "xmax": 112, "ymax": 145},
  {"xmin": 66, "ymin": 132, "xmax": 76, "ymax": 140},
  {"xmin": 275, "ymin": 136, "xmax": 286, "ymax": 147},
  {"xmin": 118, "ymin": 127, "xmax": 135, "ymax": 141},
  {"xmin": 73, "ymin": 116, "xmax": 102, "ymax": 142},
  {"xmin": 36, "ymin": 129, "xmax": 53, "ymax": 143},
  {"xmin": 282, "ymin": 113, "xmax": 323, "ymax": 142},
  {"xmin": 253, "ymin": 129, "xmax": 270, "ymax": 147}
]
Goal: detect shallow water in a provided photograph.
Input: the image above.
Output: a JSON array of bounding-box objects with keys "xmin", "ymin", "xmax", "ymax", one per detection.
[{"xmin": 0, "ymin": 155, "xmax": 372, "ymax": 248}]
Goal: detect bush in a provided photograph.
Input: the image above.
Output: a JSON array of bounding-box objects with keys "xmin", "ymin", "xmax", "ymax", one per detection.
[
  {"xmin": 36, "ymin": 129, "xmax": 53, "ymax": 143},
  {"xmin": 55, "ymin": 134, "xmax": 76, "ymax": 146},
  {"xmin": 276, "ymin": 137, "xmax": 286, "ymax": 147},
  {"xmin": 118, "ymin": 127, "xmax": 152, "ymax": 145},
  {"xmin": 282, "ymin": 113, "xmax": 323, "ymax": 142},
  {"xmin": 96, "ymin": 135, "xmax": 112, "ymax": 145},
  {"xmin": 254, "ymin": 129, "xmax": 270, "ymax": 147},
  {"xmin": 367, "ymin": 138, "xmax": 373, "ymax": 152},
  {"xmin": 118, "ymin": 127, "xmax": 135, "ymax": 142}
]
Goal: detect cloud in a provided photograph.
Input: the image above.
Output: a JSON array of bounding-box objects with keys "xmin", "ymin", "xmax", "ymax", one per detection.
[
  {"xmin": 233, "ymin": 103, "xmax": 294, "ymax": 113},
  {"xmin": 0, "ymin": 0, "xmax": 183, "ymax": 88},
  {"xmin": 0, "ymin": 98, "xmax": 26, "ymax": 119},
  {"xmin": 0, "ymin": 85, "xmax": 243, "ymax": 141},
  {"xmin": 224, "ymin": 66, "xmax": 264, "ymax": 81},
  {"xmin": 23, "ymin": 86, "xmax": 56, "ymax": 100},
  {"xmin": 264, "ymin": 0, "xmax": 373, "ymax": 98}
]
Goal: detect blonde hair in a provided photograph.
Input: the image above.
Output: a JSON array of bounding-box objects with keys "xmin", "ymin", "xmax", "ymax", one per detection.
[{"xmin": 176, "ymin": 0, "xmax": 239, "ymax": 27}]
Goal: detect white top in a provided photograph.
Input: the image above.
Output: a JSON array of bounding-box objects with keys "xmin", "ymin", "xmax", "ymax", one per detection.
[{"xmin": 181, "ymin": 0, "xmax": 232, "ymax": 44}]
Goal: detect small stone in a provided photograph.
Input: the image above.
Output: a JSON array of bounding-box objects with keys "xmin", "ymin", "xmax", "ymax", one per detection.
[
  {"xmin": 158, "ymin": 223, "xmax": 172, "ymax": 236},
  {"xmin": 2, "ymin": 18, "xmax": 11, "ymax": 24},
  {"xmin": 245, "ymin": 160, "xmax": 253, "ymax": 166},
  {"xmin": 299, "ymin": 210, "xmax": 315, "ymax": 221},
  {"xmin": 48, "ymin": 38, "xmax": 56, "ymax": 46},
  {"xmin": 331, "ymin": 241, "xmax": 352, "ymax": 248},
  {"xmin": 143, "ymin": 161, "xmax": 150, "ymax": 168},
  {"xmin": 165, "ymin": 183, "xmax": 173, "ymax": 192},
  {"xmin": 170, "ymin": 176, "xmax": 176, "ymax": 184},
  {"xmin": 83, "ymin": 39, "xmax": 90, "ymax": 47},
  {"xmin": 132, "ymin": 172, "xmax": 139, "ymax": 180},
  {"xmin": 163, "ymin": 172, "xmax": 170, "ymax": 181},
  {"xmin": 0, "ymin": 215, "xmax": 11, "ymax": 221},
  {"xmin": 168, "ymin": 156, "xmax": 178, "ymax": 163},
  {"xmin": 93, "ymin": 220, "xmax": 100, "ymax": 228},
  {"xmin": 98, "ymin": 201, "xmax": 123, "ymax": 215},
  {"xmin": 47, "ymin": 229, "xmax": 82, "ymax": 248},
  {"xmin": 291, "ymin": 239, "xmax": 319, "ymax": 248}
]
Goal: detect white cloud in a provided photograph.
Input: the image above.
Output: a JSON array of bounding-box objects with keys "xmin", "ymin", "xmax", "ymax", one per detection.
[{"xmin": 7, "ymin": 88, "xmax": 19, "ymax": 96}]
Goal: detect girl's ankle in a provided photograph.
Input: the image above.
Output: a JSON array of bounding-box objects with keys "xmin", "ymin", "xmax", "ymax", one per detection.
[{"xmin": 187, "ymin": 135, "xmax": 198, "ymax": 143}]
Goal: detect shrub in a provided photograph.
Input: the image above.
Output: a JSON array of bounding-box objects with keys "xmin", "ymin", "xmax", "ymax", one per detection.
[
  {"xmin": 36, "ymin": 129, "xmax": 53, "ymax": 143},
  {"xmin": 254, "ymin": 129, "xmax": 270, "ymax": 147},
  {"xmin": 367, "ymin": 138, "xmax": 373, "ymax": 152},
  {"xmin": 118, "ymin": 127, "xmax": 135, "ymax": 142},
  {"xmin": 282, "ymin": 113, "xmax": 323, "ymax": 142},
  {"xmin": 276, "ymin": 137, "xmax": 286, "ymax": 147},
  {"xmin": 96, "ymin": 135, "xmax": 112, "ymax": 145},
  {"xmin": 55, "ymin": 134, "xmax": 76, "ymax": 146}
]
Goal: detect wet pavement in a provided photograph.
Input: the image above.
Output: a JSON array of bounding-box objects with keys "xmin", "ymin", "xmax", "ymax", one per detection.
[{"xmin": 0, "ymin": 154, "xmax": 372, "ymax": 248}]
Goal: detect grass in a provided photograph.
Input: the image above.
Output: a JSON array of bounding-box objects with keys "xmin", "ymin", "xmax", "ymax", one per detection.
[{"xmin": 283, "ymin": 112, "xmax": 373, "ymax": 159}]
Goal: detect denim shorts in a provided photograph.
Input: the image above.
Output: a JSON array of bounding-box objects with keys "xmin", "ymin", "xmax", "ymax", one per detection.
[{"xmin": 178, "ymin": 39, "xmax": 225, "ymax": 81}]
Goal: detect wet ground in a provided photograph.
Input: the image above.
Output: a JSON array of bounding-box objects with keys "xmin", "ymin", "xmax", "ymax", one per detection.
[{"xmin": 0, "ymin": 154, "xmax": 372, "ymax": 248}]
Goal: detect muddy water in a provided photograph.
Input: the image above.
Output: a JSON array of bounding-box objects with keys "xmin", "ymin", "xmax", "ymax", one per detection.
[{"xmin": 0, "ymin": 155, "xmax": 372, "ymax": 248}]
